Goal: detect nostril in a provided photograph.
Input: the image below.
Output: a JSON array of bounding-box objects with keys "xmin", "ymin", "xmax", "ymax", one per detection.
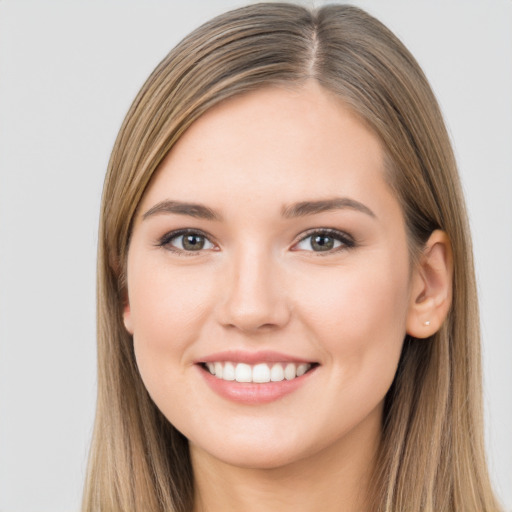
[
  {"xmin": 217, "ymin": 297, "xmax": 292, "ymax": 333},
  {"xmin": 215, "ymin": 259, "xmax": 291, "ymax": 332}
]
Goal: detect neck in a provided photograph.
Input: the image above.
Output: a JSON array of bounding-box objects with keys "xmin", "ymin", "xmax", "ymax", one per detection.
[{"xmin": 191, "ymin": 406, "xmax": 381, "ymax": 512}]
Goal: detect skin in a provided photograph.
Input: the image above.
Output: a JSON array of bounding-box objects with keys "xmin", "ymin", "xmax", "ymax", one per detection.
[{"xmin": 123, "ymin": 81, "xmax": 452, "ymax": 511}]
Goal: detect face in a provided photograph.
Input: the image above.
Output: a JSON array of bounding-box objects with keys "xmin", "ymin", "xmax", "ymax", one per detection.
[{"xmin": 123, "ymin": 81, "xmax": 416, "ymax": 470}]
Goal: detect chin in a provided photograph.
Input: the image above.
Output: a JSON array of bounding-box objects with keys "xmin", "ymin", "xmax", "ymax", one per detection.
[
  {"xmin": 203, "ymin": 444, "xmax": 308, "ymax": 471},
  {"xmin": 187, "ymin": 424, "xmax": 324, "ymax": 471}
]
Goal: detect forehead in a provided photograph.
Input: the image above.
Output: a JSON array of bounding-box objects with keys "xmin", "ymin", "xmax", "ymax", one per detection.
[{"xmin": 139, "ymin": 81, "xmax": 396, "ymax": 219}]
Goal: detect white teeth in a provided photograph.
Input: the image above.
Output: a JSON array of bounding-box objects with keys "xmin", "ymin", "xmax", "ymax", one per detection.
[
  {"xmin": 205, "ymin": 361, "xmax": 312, "ymax": 383},
  {"xmin": 296, "ymin": 363, "xmax": 308, "ymax": 377},
  {"xmin": 270, "ymin": 364, "xmax": 284, "ymax": 382},
  {"xmin": 235, "ymin": 363, "xmax": 252, "ymax": 383},
  {"xmin": 284, "ymin": 363, "xmax": 296, "ymax": 380},
  {"xmin": 252, "ymin": 363, "xmax": 271, "ymax": 383},
  {"xmin": 223, "ymin": 362, "xmax": 235, "ymax": 381}
]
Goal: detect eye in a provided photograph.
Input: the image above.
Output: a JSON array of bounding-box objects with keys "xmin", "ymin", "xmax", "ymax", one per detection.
[
  {"xmin": 158, "ymin": 230, "xmax": 215, "ymax": 253},
  {"xmin": 292, "ymin": 229, "xmax": 354, "ymax": 253}
]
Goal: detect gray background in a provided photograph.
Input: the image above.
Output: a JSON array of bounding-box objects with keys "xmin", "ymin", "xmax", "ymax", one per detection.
[{"xmin": 0, "ymin": 1, "xmax": 510, "ymax": 511}]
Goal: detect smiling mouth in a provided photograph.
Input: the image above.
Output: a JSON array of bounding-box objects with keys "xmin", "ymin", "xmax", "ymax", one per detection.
[{"xmin": 200, "ymin": 361, "xmax": 318, "ymax": 383}]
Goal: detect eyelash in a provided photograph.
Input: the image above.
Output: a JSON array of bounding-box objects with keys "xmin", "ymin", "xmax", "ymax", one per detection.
[
  {"xmin": 293, "ymin": 228, "xmax": 355, "ymax": 254},
  {"xmin": 156, "ymin": 228, "xmax": 355, "ymax": 255},
  {"xmin": 156, "ymin": 229, "xmax": 216, "ymax": 256}
]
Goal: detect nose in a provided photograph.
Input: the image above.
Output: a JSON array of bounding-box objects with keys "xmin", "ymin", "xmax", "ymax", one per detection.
[{"xmin": 216, "ymin": 245, "xmax": 291, "ymax": 333}]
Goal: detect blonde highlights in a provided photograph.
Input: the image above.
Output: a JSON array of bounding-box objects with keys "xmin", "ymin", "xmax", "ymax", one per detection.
[{"xmin": 83, "ymin": 3, "xmax": 501, "ymax": 511}]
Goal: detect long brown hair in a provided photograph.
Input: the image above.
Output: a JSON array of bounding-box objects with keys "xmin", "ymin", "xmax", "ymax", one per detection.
[{"xmin": 82, "ymin": 3, "xmax": 501, "ymax": 511}]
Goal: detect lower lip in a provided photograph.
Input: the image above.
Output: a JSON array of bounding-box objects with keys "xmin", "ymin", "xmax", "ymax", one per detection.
[{"xmin": 197, "ymin": 365, "xmax": 317, "ymax": 405}]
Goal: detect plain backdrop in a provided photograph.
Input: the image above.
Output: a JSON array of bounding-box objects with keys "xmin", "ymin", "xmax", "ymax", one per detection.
[{"xmin": 0, "ymin": 1, "xmax": 510, "ymax": 511}]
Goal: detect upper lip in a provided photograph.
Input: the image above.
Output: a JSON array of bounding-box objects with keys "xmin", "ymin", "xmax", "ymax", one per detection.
[{"xmin": 197, "ymin": 350, "xmax": 316, "ymax": 365}]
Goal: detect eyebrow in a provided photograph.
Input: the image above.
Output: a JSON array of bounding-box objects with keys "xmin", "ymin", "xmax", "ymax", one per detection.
[
  {"xmin": 142, "ymin": 197, "xmax": 376, "ymax": 222},
  {"xmin": 142, "ymin": 200, "xmax": 221, "ymax": 221},
  {"xmin": 281, "ymin": 197, "xmax": 376, "ymax": 219}
]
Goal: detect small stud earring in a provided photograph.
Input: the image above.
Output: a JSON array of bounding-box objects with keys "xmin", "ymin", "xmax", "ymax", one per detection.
[{"xmin": 424, "ymin": 320, "xmax": 431, "ymax": 326}]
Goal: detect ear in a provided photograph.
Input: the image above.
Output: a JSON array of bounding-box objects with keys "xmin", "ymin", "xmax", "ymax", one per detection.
[
  {"xmin": 406, "ymin": 230, "xmax": 453, "ymax": 339},
  {"xmin": 123, "ymin": 301, "xmax": 134, "ymax": 335}
]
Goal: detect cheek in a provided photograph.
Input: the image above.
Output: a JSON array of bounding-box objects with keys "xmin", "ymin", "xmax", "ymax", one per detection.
[
  {"xmin": 127, "ymin": 261, "xmax": 225, "ymax": 438},
  {"xmin": 287, "ymin": 258, "xmax": 410, "ymax": 443},
  {"xmin": 126, "ymin": 257, "xmax": 216, "ymax": 391},
  {"xmin": 294, "ymin": 254, "xmax": 410, "ymax": 383},
  {"xmin": 129, "ymin": 256, "xmax": 211, "ymax": 338}
]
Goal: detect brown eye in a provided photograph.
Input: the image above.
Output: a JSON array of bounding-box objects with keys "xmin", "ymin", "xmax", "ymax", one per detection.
[
  {"xmin": 182, "ymin": 234, "xmax": 206, "ymax": 250},
  {"xmin": 311, "ymin": 234, "xmax": 335, "ymax": 251},
  {"xmin": 161, "ymin": 231, "xmax": 215, "ymax": 252},
  {"xmin": 293, "ymin": 230, "xmax": 354, "ymax": 253}
]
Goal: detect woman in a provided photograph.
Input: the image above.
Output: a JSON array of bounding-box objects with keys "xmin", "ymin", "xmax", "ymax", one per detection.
[{"xmin": 82, "ymin": 3, "xmax": 501, "ymax": 511}]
